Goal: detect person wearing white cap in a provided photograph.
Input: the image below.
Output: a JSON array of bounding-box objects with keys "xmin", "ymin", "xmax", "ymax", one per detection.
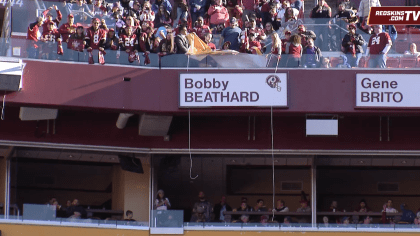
[{"xmin": 155, "ymin": 189, "xmax": 171, "ymax": 210}]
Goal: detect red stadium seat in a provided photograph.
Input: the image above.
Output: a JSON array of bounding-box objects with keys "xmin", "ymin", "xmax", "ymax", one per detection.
[
  {"xmin": 330, "ymin": 57, "xmax": 339, "ymax": 68},
  {"xmin": 400, "ymin": 57, "xmax": 417, "ymax": 68},
  {"xmin": 395, "ymin": 25, "xmax": 408, "ymax": 35},
  {"xmin": 386, "ymin": 57, "xmax": 400, "ymax": 68}
]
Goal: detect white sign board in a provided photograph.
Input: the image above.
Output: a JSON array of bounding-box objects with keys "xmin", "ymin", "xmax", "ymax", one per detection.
[
  {"xmin": 355, "ymin": 74, "xmax": 418, "ymax": 108},
  {"xmin": 179, "ymin": 73, "xmax": 287, "ymax": 107},
  {"xmin": 306, "ymin": 119, "xmax": 338, "ymax": 136}
]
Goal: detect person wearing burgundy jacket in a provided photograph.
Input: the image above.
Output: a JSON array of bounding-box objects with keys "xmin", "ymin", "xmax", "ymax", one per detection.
[
  {"xmin": 42, "ymin": 5, "xmax": 63, "ymax": 33},
  {"xmin": 208, "ymin": 0, "xmax": 229, "ymax": 29},
  {"xmin": 59, "ymin": 14, "xmax": 76, "ymax": 44},
  {"xmin": 26, "ymin": 17, "xmax": 44, "ymax": 58}
]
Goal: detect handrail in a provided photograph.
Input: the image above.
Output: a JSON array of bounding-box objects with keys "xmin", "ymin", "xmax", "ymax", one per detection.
[
  {"xmin": 224, "ymin": 211, "xmax": 311, "ymax": 216},
  {"xmin": 317, "ymin": 211, "xmax": 402, "ymax": 216}
]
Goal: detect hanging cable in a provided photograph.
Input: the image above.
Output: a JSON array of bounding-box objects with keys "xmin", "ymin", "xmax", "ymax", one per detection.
[
  {"xmin": 188, "ymin": 110, "xmax": 198, "ymax": 180},
  {"xmin": 275, "ymin": 56, "xmax": 280, "ymax": 74},
  {"xmin": 1, "ymin": 93, "xmax": 6, "ymax": 120},
  {"xmin": 271, "ymin": 106, "xmax": 275, "ymax": 220}
]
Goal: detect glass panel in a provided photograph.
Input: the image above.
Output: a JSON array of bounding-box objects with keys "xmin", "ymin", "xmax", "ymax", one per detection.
[
  {"xmin": 281, "ymin": 223, "xmax": 313, "ymax": 228},
  {"xmin": 318, "ymin": 223, "xmax": 357, "ymax": 229},
  {"xmin": 152, "ymin": 210, "xmax": 183, "ymax": 228},
  {"xmin": 202, "ymin": 222, "xmax": 242, "ymax": 227},
  {"xmin": 98, "ymin": 219, "xmax": 117, "ymax": 225},
  {"xmin": 116, "ymin": 220, "xmax": 148, "ymax": 227},
  {"xmin": 22, "ymin": 204, "xmax": 56, "ymax": 221}
]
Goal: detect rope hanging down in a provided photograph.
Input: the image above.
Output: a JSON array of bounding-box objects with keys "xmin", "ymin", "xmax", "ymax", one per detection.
[
  {"xmin": 271, "ymin": 106, "xmax": 275, "ymax": 220},
  {"xmin": 189, "ymin": 110, "xmax": 198, "ymax": 180}
]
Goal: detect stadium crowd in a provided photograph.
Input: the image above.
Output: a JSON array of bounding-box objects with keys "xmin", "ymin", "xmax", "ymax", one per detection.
[{"xmin": 24, "ymin": 0, "xmax": 411, "ymax": 68}]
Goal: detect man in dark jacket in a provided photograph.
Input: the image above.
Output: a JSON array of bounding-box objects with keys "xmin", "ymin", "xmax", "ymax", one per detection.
[
  {"xmin": 297, "ymin": 25, "xmax": 316, "ymax": 48},
  {"xmin": 342, "ymin": 23, "xmax": 365, "ymax": 67},
  {"xmin": 175, "ymin": 25, "xmax": 190, "ymax": 54},
  {"xmin": 310, "ymin": 0, "xmax": 331, "ymax": 51},
  {"xmin": 213, "ymin": 196, "xmax": 232, "ymax": 222}
]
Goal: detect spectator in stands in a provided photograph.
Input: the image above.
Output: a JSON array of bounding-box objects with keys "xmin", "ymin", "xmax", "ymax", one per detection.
[
  {"xmin": 319, "ymin": 56, "xmax": 330, "ymax": 68},
  {"xmin": 191, "ymin": 191, "xmax": 212, "ymax": 222},
  {"xmin": 193, "ymin": 16, "xmax": 211, "ymax": 41},
  {"xmin": 243, "ymin": 32, "xmax": 262, "ymax": 54},
  {"xmin": 254, "ymin": 199, "xmax": 268, "ymax": 212},
  {"xmin": 241, "ymin": 0, "xmax": 258, "ymax": 23},
  {"xmin": 85, "ymin": 18, "xmax": 107, "ymax": 64},
  {"xmin": 414, "ymin": 213, "xmax": 420, "ymax": 225},
  {"xmin": 333, "ymin": 3, "xmax": 355, "ymax": 23},
  {"xmin": 126, "ymin": 1, "xmax": 142, "ymax": 21},
  {"xmin": 355, "ymin": 199, "xmax": 372, "ymax": 212},
  {"xmin": 342, "ymin": 23, "xmax": 365, "ymax": 68},
  {"xmin": 342, "ymin": 216, "xmax": 350, "ymax": 225},
  {"xmin": 336, "ymin": 55, "xmax": 351, "ymax": 68},
  {"xmin": 40, "ymin": 22, "xmax": 63, "ymax": 60},
  {"xmin": 363, "ymin": 216, "xmax": 372, "ymax": 224},
  {"xmin": 111, "ymin": 2, "xmax": 124, "ymax": 20},
  {"xmin": 204, "ymin": 33, "xmax": 217, "ymax": 50},
  {"xmin": 120, "ymin": 0, "xmax": 131, "ymax": 9},
  {"xmin": 120, "ymin": 26, "xmax": 140, "ymax": 63},
  {"xmin": 67, "ymin": 199, "xmax": 86, "ymax": 218},
  {"xmin": 232, "ymin": 197, "xmax": 253, "ymax": 221},
  {"xmin": 59, "ymin": 14, "xmax": 76, "ymax": 45},
  {"xmin": 285, "ymin": 34, "xmax": 302, "ymax": 67},
  {"xmin": 322, "ymin": 216, "xmax": 329, "ymax": 226},
  {"xmin": 220, "ymin": 17, "xmax": 242, "ymax": 50},
  {"xmin": 297, "ymin": 199, "xmax": 311, "ymax": 212},
  {"xmin": 125, "ymin": 210, "xmax": 136, "ymax": 221},
  {"xmin": 158, "ymin": 28, "xmax": 176, "ymax": 55},
  {"xmin": 140, "ymin": 2, "xmax": 156, "ymax": 28},
  {"xmin": 214, "ymin": 196, "xmax": 232, "ymax": 222},
  {"xmin": 42, "ymin": 5, "xmax": 63, "ymax": 32},
  {"xmin": 153, "ymin": 0, "xmax": 173, "ymax": 15},
  {"xmin": 266, "ymin": 5, "xmax": 280, "ymax": 30},
  {"xmin": 26, "ymin": 17, "xmax": 44, "ymax": 58},
  {"xmin": 191, "ymin": 206, "xmax": 207, "ymax": 222},
  {"xmin": 155, "ymin": 5, "xmax": 173, "ymax": 27},
  {"xmin": 238, "ymin": 214, "xmax": 250, "ymax": 223},
  {"xmin": 208, "ymin": 0, "xmax": 229, "ymax": 32},
  {"xmin": 289, "ymin": 0, "xmax": 302, "ymax": 12},
  {"xmin": 280, "ymin": 7, "xmax": 301, "ymax": 34},
  {"xmin": 384, "ymin": 199, "xmax": 398, "ymax": 213},
  {"xmin": 175, "ymin": 25, "xmax": 190, "ymax": 54},
  {"xmin": 190, "ymin": 0, "xmax": 207, "ymax": 25},
  {"xmin": 302, "ymin": 38, "xmax": 321, "ymax": 68},
  {"xmin": 173, "ymin": 1, "xmax": 189, "ymax": 28},
  {"xmin": 92, "ymin": 0, "xmax": 108, "ymax": 17},
  {"xmin": 270, "ymin": 32, "xmax": 281, "ymax": 56},
  {"xmin": 341, "ymin": 0, "xmax": 357, "ymax": 12},
  {"xmin": 68, "ymin": 25, "xmax": 86, "ymax": 55},
  {"xmin": 297, "ymin": 25, "xmax": 316, "ymax": 48},
  {"xmin": 70, "ymin": 0, "xmax": 94, "ymax": 21},
  {"xmin": 366, "ymin": 25, "xmax": 392, "ymax": 68},
  {"xmin": 404, "ymin": 43, "xmax": 420, "ymax": 57},
  {"xmin": 154, "ymin": 189, "xmax": 171, "ymax": 210},
  {"xmin": 399, "ymin": 203, "xmax": 416, "ymax": 224},
  {"xmin": 358, "ymin": 0, "xmax": 381, "ymax": 28},
  {"xmin": 281, "ymin": 30, "xmax": 291, "ymax": 54},
  {"xmin": 272, "ymin": 199, "xmax": 288, "ymax": 222},
  {"xmin": 222, "ymin": 41, "xmax": 231, "ymax": 49},
  {"xmin": 247, "ymin": 17, "xmax": 266, "ymax": 41},
  {"xmin": 264, "ymin": 22, "xmax": 275, "ymax": 35},
  {"xmin": 310, "ymin": 0, "xmax": 331, "ymax": 51},
  {"xmin": 283, "ymin": 216, "xmax": 292, "ymax": 225},
  {"xmin": 382, "ymin": 25, "xmax": 397, "ymax": 45},
  {"xmin": 104, "ymin": 28, "xmax": 119, "ymax": 50}
]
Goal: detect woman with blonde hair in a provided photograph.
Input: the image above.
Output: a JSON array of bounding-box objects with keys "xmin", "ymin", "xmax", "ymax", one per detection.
[{"xmin": 267, "ymin": 32, "xmax": 282, "ymax": 67}]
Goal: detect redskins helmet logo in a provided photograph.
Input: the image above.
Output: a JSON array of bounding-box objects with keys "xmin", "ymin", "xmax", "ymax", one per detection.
[{"xmin": 266, "ymin": 75, "xmax": 281, "ymax": 92}]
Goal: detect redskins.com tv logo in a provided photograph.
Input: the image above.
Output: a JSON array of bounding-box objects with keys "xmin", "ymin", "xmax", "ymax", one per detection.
[
  {"xmin": 266, "ymin": 75, "xmax": 281, "ymax": 92},
  {"xmin": 368, "ymin": 7, "xmax": 420, "ymax": 25}
]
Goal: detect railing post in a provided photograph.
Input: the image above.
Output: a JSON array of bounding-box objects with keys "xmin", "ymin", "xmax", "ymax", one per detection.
[{"xmin": 311, "ymin": 156, "xmax": 316, "ymax": 228}]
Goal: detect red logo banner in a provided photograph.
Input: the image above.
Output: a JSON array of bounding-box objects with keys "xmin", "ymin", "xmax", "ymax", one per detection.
[{"xmin": 368, "ymin": 7, "xmax": 420, "ymax": 25}]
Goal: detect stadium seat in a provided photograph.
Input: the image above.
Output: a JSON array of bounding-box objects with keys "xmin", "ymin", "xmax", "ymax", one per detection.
[
  {"xmin": 395, "ymin": 25, "xmax": 408, "ymax": 35},
  {"xmin": 400, "ymin": 57, "xmax": 417, "ymax": 68},
  {"xmin": 386, "ymin": 57, "xmax": 400, "ymax": 68},
  {"xmin": 330, "ymin": 57, "xmax": 339, "ymax": 67}
]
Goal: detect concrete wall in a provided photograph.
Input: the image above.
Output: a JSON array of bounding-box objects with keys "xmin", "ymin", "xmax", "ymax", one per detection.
[{"xmin": 112, "ymin": 165, "xmax": 151, "ymax": 222}]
